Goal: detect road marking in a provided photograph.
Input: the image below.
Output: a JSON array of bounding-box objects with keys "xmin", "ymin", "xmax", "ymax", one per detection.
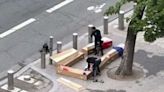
[
  {"xmin": 87, "ymin": 6, "xmax": 94, "ymax": 11},
  {"xmin": 99, "ymin": 3, "xmax": 106, "ymax": 9},
  {"xmin": 46, "ymin": 0, "xmax": 74, "ymax": 13},
  {"xmin": 94, "ymin": 8, "xmax": 102, "ymax": 13},
  {"xmin": 87, "ymin": 3, "xmax": 106, "ymax": 13},
  {"xmin": 0, "ymin": 18, "xmax": 36, "ymax": 38}
]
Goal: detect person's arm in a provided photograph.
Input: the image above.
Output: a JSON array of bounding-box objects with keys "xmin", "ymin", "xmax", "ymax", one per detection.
[
  {"xmin": 87, "ymin": 57, "xmax": 93, "ymax": 69},
  {"xmin": 91, "ymin": 32, "xmax": 93, "ymax": 38},
  {"xmin": 91, "ymin": 30, "xmax": 95, "ymax": 38},
  {"xmin": 98, "ymin": 30, "xmax": 102, "ymax": 39}
]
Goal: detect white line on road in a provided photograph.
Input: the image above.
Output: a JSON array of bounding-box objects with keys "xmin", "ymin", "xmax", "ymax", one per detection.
[
  {"xmin": 0, "ymin": 18, "xmax": 36, "ymax": 38},
  {"xmin": 46, "ymin": 0, "xmax": 74, "ymax": 13}
]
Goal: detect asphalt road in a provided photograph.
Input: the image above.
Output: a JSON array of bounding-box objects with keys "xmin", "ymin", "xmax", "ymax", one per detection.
[
  {"xmin": 0, "ymin": 0, "xmax": 133, "ymax": 74},
  {"xmin": 0, "ymin": 0, "xmax": 63, "ymax": 34}
]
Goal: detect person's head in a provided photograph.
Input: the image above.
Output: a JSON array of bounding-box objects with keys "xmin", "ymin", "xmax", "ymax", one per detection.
[
  {"xmin": 92, "ymin": 26, "xmax": 96, "ymax": 30},
  {"xmin": 86, "ymin": 55, "xmax": 97, "ymax": 62}
]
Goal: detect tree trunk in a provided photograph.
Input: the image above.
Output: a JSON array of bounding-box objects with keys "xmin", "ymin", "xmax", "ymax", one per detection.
[
  {"xmin": 115, "ymin": 25, "xmax": 137, "ymax": 76},
  {"xmin": 115, "ymin": 3, "xmax": 146, "ymax": 76}
]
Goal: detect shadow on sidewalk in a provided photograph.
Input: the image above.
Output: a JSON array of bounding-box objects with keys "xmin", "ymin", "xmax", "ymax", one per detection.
[{"xmin": 134, "ymin": 50, "xmax": 164, "ymax": 76}]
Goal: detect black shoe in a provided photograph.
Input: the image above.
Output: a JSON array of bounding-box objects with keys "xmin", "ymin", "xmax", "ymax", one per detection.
[
  {"xmin": 97, "ymin": 72, "xmax": 101, "ymax": 76},
  {"xmin": 93, "ymin": 79, "xmax": 98, "ymax": 82}
]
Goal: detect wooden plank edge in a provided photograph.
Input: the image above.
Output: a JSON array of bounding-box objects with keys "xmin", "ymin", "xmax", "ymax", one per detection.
[{"xmin": 57, "ymin": 77, "xmax": 85, "ymax": 92}]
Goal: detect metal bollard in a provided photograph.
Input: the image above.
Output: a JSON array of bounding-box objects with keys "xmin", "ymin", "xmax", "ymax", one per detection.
[
  {"xmin": 103, "ymin": 16, "xmax": 109, "ymax": 34},
  {"xmin": 73, "ymin": 33, "xmax": 78, "ymax": 49},
  {"xmin": 88, "ymin": 24, "xmax": 94, "ymax": 43},
  {"xmin": 41, "ymin": 49, "xmax": 46, "ymax": 69},
  {"xmin": 133, "ymin": 3, "xmax": 137, "ymax": 9},
  {"xmin": 57, "ymin": 41, "xmax": 62, "ymax": 53},
  {"xmin": 8, "ymin": 70, "xmax": 14, "ymax": 90},
  {"xmin": 118, "ymin": 10, "xmax": 125, "ymax": 30},
  {"xmin": 49, "ymin": 36, "xmax": 53, "ymax": 65}
]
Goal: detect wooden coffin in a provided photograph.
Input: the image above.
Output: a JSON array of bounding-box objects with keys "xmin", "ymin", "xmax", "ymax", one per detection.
[
  {"xmin": 56, "ymin": 65, "xmax": 91, "ymax": 80},
  {"xmin": 50, "ymin": 48, "xmax": 84, "ymax": 66}
]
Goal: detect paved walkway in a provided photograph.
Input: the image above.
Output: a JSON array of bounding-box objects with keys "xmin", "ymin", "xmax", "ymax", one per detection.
[{"xmin": 1, "ymin": 10, "xmax": 164, "ymax": 92}]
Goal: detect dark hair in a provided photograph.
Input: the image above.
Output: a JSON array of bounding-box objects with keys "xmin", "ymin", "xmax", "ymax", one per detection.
[{"xmin": 92, "ymin": 26, "xmax": 96, "ymax": 30}]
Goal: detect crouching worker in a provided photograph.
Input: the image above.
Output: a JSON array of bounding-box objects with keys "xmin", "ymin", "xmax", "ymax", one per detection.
[
  {"xmin": 85, "ymin": 56, "xmax": 101, "ymax": 81},
  {"xmin": 85, "ymin": 56, "xmax": 97, "ymax": 71}
]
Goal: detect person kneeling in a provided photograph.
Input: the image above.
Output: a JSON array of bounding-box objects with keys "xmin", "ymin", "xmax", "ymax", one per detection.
[{"xmin": 85, "ymin": 57, "xmax": 101, "ymax": 81}]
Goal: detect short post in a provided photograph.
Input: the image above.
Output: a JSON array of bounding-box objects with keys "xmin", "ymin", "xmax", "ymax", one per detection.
[
  {"xmin": 103, "ymin": 16, "xmax": 109, "ymax": 34},
  {"xmin": 88, "ymin": 24, "xmax": 94, "ymax": 43},
  {"xmin": 49, "ymin": 36, "xmax": 53, "ymax": 65},
  {"xmin": 118, "ymin": 10, "xmax": 125, "ymax": 30},
  {"xmin": 73, "ymin": 33, "xmax": 78, "ymax": 49},
  {"xmin": 40, "ymin": 49, "xmax": 46, "ymax": 69},
  {"xmin": 57, "ymin": 41, "xmax": 62, "ymax": 53},
  {"xmin": 133, "ymin": 3, "xmax": 137, "ymax": 9},
  {"xmin": 8, "ymin": 70, "xmax": 14, "ymax": 90}
]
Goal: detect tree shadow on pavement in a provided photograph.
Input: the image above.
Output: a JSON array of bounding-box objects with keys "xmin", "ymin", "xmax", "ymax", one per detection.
[{"xmin": 134, "ymin": 50, "xmax": 164, "ymax": 76}]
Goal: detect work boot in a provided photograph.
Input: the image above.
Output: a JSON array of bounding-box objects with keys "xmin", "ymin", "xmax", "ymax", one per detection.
[
  {"xmin": 93, "ymin": 79, "xmax": 98, "ymax": 82},
  {"xmin": 97, "ymin": 72, "xmax": 101, "ymax": 76}
]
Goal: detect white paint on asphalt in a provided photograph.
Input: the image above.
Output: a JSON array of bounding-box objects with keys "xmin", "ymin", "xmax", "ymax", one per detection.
[
  {"xmin": 99, "ymin": 3, "xmax": 106, "ymax": 9},
  {"xmin": 87, "ymin": 3, "xmax": 106, "ymax": 13},
  {"xmin": 0, "ymin": 18, "xmax": 36, "ymax": 38},
  {"xmin": 87, "ymin": 6, "xmax": 94, "ymax": 11},
  {"xmin": 46, "ymin": 0, "xmax": 74, "ymax": 13},
  {"xmin": 94, "ymin": 8, "xmax": 102, "ymax": 13}
]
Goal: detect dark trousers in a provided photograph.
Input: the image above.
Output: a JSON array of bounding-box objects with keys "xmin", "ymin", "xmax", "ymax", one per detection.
[
  {"xmin": 94, "ymin": 41, "xmax": 103, "ymax": 55},
  {"xmin": 92, "ymin": 59, "xmax": 101, "ymax": 79},
  {"xmin": 92, "ymin": 65, "xmax": 101, "ymax": 80},
  {"xmin": 93, "ymin": 66, "xmax": 100, "ymax": 73}
]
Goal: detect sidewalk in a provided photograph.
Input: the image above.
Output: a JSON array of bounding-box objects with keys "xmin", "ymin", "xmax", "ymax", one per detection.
[{"xmin": 1, "ymin": 9, "xmax": 164, "ymax": 92}]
